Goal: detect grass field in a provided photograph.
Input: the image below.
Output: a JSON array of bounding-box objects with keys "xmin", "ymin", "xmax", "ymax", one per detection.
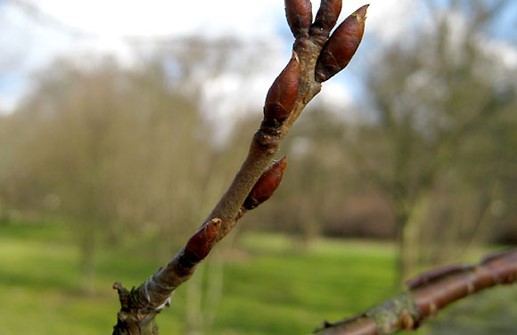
[
  {"xmin": 0, "ymin": 219, "xmax": 399, "ymax": 334},
  {"xmin": 1, "ymin": 220, "xmax": 515, "ymax": 334}
]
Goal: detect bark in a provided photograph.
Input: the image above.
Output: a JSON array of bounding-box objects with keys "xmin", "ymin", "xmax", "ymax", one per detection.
[{"xmin": 315, "ymin": 248, "xmax": 517, "ymax": 335}]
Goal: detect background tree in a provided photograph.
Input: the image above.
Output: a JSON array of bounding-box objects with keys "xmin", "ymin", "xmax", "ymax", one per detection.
[
  {"xmin": 0, "ymin": 36, "xmax": 276, "ymax": 332},
  {"xmin": 7, "ymin": 56, "xmax": 206, "ymax": 291},
  {"xmin": 346, "ymin": 0, "xmax": 517, "ymax": 281}
]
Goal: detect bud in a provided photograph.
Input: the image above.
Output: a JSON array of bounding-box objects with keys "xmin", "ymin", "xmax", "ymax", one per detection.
[
  {"xmin": 285, "ymin": 0, "xmax": 313, "ymax": 39},
  {"xmin": 481, "ymin": 248, "xmax": 517, "ymax": 265},
  {"xmin": 311, "ymin": 0, "xmax": 342, "ymax": 36},
  {"xmin": 406, "ymin": 264, "xmax": 470, "ymax": 290},
  {"xmin": 185, "ymin": 218, "xmax": 222, "ymax": 261},
  {"xmin": 264, "ymin": 54, "xmax": 300, "ymax": 123},
  {"xmin": 243, "ymin": 157, "xmax": 287, "ymax": 210},
  {"xmin": 315, "ymin": 4, "xmax": 368, "ymax": 82}
]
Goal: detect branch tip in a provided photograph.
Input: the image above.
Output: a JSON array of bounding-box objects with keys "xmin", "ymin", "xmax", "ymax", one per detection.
[
  {"xmin": 315, "ymin": 4, "xmax": 368, "ymax": 82},
  {"xmin": 312, "ymin": 0, "xmax": 343, "ymax": 37},
  {"xmin": 285, "ymin": 0, "xmax": 313, "ymax": 39}
]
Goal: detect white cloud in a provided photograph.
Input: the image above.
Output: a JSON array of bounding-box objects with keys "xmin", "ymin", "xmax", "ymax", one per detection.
[
  {"xmin": 3, "ymin": 0, "xmax": 415, "ymax": 59},
  {"xmin": 0, "ymin": 0, "xmax": 415, "ymax": 113},
  {"xmin": 37, "ymin": 0, "xmax": 284, "ymax": 38}
]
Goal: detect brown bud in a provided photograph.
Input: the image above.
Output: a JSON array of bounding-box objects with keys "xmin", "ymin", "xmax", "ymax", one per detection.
[
  {"xmin": 311, "ymin": 0, "xmax": 342, "ymax": 37},
  {"xmin": 315, "ymin": 4, "xmax": 368, "ymax": 82},
  {"xmin": 185, "ymin": 218, "xmax": 222, "ymax": 261},
  {"xmin": 264, "ymin": 54, "xmax": 300, "ymax": 122},
  {"xmin": 243, "ymin": 157, "xmax": 287, "ymax": 210},
  {"xmin": 406, "ymin": 264, "xmax": 471, "ymax": 290},
  {"xmin": 481, "ymin": 248, "xmax": 517, "ymax": 265},
  {"xmin": 285, "ymin": 0, "xmax": 313, "ymax": 39}
]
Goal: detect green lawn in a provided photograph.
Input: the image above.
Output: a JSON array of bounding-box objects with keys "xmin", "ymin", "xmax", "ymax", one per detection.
[
  {"xmin": 0, "ymin": 220, "xmax": 399, "ymax": 334},
  {"xmin": 1, "ymin": 220, "xmax": 515, "ymax": 334}
]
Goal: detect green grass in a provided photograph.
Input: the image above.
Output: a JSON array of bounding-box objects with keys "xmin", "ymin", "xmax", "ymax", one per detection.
[
  {"xmin": 4, "ymin": 222, "xmax": 517, "ymax": 335},
  {"xmin": 5, "ymin": 220, "xmax": 513, "ymax": 334}
]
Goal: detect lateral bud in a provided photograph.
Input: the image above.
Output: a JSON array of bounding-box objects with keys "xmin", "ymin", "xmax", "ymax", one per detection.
[
  {"xmin": 315, "ymin": 4, "xmax": 368, "ymax": 82},
  {"xmin": 185, "ymin": 218, "xmax": 222, "ymax": 261},
  {"xmin": 264, "ymin": 54, "xmax": 300, "ymax": 123},
  {"xmin": 243, "ymin": 156, "xmax": 287, "ymax": 210},
  {"xmin": 285, "ymin": 0, "xmax": 313, "ymax": 39},
  {"xmin": 311, "ymin": 0, "xmax": 342, "ymax": 38},
  {"xmin": 406, "ymin": 264, "xmax": 472, "ymax": 290},
  {"xmin": 481, "ymin": 248, "xmax": 517, "ymax": 265}
]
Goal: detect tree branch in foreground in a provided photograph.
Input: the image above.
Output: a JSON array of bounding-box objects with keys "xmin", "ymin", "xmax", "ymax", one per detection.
[
  {"xmin": 112, "ymin": 2, "xmax": 368, "ymax": 334},
  {"xmin": 314, "ymin": 248, "xmax": 517, "ymax": 335}
]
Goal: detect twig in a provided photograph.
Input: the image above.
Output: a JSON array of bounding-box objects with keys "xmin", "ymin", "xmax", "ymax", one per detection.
[
  {"xmin": 112, "ymin": 1, "xmax": 368, "ymax": 334},
  {"xmin": 314, "ymin": 248, "xmax": 517, "ymax": 335}
]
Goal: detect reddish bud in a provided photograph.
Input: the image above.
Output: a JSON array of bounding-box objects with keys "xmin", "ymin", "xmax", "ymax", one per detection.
[
  {"xmin": 315, "ymin": 4, "xmax": 368, "ymax": 82},
  {"xmin": 185, "ymin": 218, "xmax": 222, "ymax": 261},
  {"xmin": 285, "ymin": 0, "xmax": 313, "ymax": 39},
  {"xmin": 311, "ymin": 0, "xmax": 342, "ymax": 36},
  {"xmin": 244, "ymin": 157, "xmax": 287, "ymax": 210},
  {"xmin": 264, "ymin": 54, "xmax": 300, "ymax": 122}
]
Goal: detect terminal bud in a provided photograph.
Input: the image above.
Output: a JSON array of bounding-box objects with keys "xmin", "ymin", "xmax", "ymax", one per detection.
[
  {"xmin": 285, "ymin": 0, "xmax": 313, "ymax": 39},
  {"xmin": 311, "ymin": 0, "xmax": 342, "ymax": 37},
  {"xmin": 315, "ymin": 4, "xmax": 368, "ymax": 82}
]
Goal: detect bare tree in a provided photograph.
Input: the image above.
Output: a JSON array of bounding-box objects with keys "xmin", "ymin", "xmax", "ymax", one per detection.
[{"xmin": 346, "ymin": 0, "xmax": 517, "ymax": 282}]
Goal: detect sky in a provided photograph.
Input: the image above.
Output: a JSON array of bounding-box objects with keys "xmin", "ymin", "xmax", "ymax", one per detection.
[
  {"xmin": 0, "ymin": 0, "xmax": 418, "ymax": 117},
  {"xmin": 1, "ymin": 0, "xmax": 516, "ymax": 130}
]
